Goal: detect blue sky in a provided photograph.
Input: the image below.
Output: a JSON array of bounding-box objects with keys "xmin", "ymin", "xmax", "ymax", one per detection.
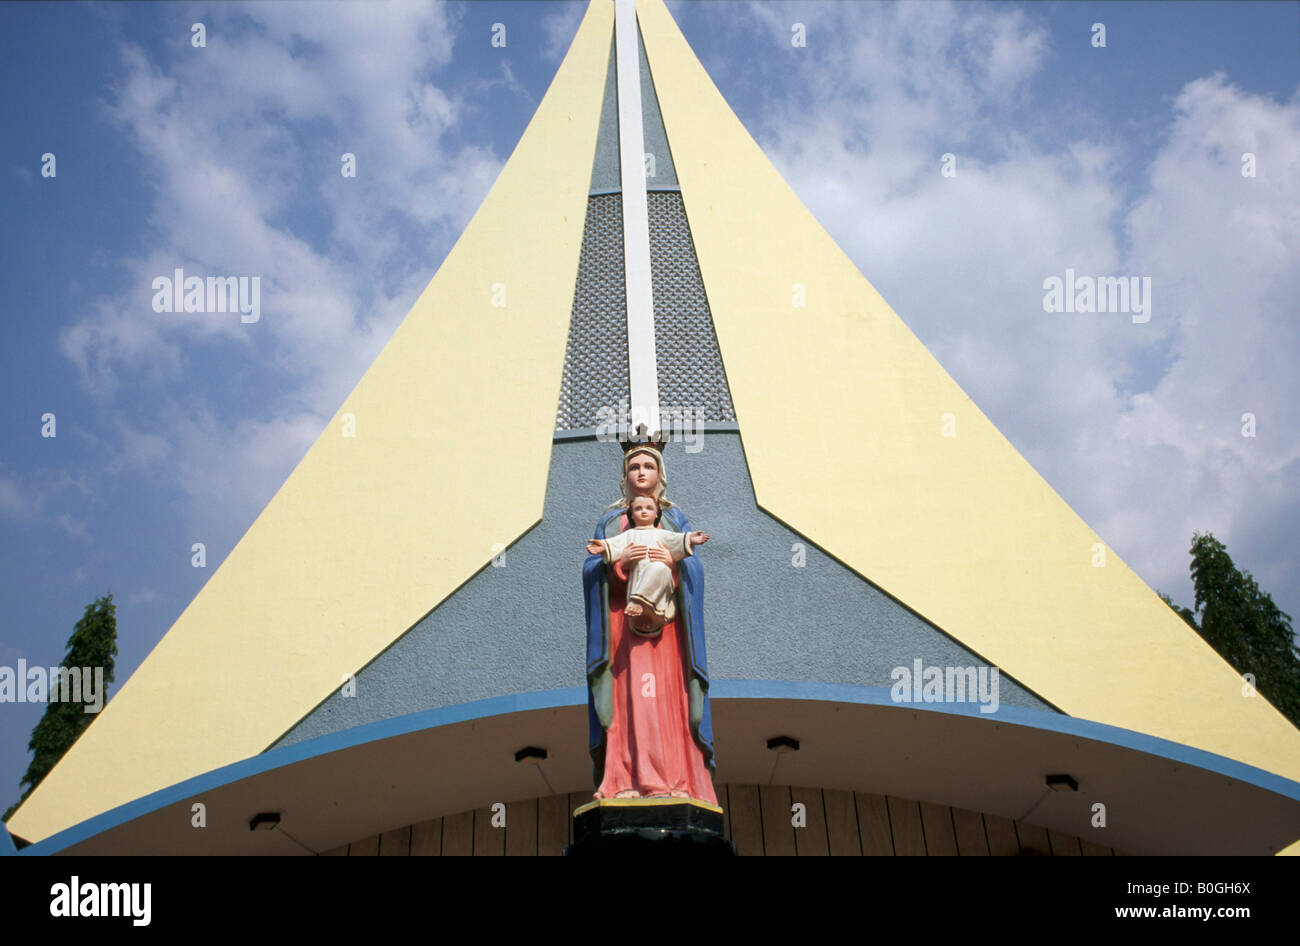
[{"xmin": 1, "ymin": 0, "xmax": 1297, "ymax": 816}]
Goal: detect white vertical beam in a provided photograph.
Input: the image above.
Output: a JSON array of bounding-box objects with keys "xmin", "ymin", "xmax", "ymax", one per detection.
[{"xmin": 615, "ymin": 0, "xmax": 660, "ymax": 439}]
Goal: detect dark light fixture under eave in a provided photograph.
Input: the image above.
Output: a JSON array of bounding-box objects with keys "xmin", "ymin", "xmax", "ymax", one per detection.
[
  {"xmin": 1046, "ymin": 774, "xmax": 1079, "ymax": 792},
  {"xmin": 249, "ymin": 812, "xmax": 280, "ymax": 831},
  {"xmin": 766, "ymin": 736, "xmax": 800, "ymax": 753},
  {"xmin": 515, "ymin": 746, "xmax": 548, "ymax": 764}
]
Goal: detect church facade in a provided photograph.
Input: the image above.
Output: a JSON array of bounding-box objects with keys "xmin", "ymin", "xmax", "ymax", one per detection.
[{"xmin": 6, "ymin": 0, "xmax": 1299, "ymax": 857}]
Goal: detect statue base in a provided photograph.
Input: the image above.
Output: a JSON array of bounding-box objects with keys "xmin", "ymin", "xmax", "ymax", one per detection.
[{"xmin": 565, "ymin": 797, "xmax": 737, "ymax": 856}]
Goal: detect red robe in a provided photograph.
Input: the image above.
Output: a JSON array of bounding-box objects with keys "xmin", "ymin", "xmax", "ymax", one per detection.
[{"xmin": 595, "ymin": 515, "xmax": 718, "ymax": 803}]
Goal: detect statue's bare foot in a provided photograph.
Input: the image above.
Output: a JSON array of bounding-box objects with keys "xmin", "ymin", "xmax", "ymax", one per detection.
[
  {"xmin": 668, "ymin": 790, "xmax": 691, "ymax": 799},
  {"xmin": 614, "ymin": 789, "xmax": 640, "ymax": 799},
  {"xmin": 624, "ymin": 602, "xmax": 643, "ymax": 619}
]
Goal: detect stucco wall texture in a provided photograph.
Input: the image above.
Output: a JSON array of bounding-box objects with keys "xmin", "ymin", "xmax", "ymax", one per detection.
[{"xmin": 273, "ymin": 432, "xmax": 1054, "ymax": 751}]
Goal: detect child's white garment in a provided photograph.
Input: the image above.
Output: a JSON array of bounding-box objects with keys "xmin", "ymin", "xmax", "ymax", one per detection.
[{"xmin": 595, "ymin": 526, "xmax": 696, "ymax": 633}]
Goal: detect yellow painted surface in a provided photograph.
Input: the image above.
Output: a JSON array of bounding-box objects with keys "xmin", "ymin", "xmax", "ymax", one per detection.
[
  {"xmin": 637, "ymin": 0, "xmax": 1300, "ymax": 783},
  {"xmin": 8, "ymin": 1, "xmax": 615, "ymax": 845}
]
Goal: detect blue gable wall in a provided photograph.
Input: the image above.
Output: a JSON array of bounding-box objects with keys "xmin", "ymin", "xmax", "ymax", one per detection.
[{"xmin": 272, "ymin": 432, "xmax": 1056, "ymax": 751}]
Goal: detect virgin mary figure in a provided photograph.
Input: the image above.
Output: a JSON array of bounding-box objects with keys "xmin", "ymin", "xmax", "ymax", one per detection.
[{"xmin": 582, "ymin": 443, "xmax": 717, "ymax": 803}]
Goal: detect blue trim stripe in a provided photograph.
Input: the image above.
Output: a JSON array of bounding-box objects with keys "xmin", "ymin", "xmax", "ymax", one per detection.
[
  {"xmin": 18, "ymin": 679, "xmax": 1300, "ymax": 855},
  {"xmin": 19, "ymin": 688, "xmax": 585, "ymax": 857},
  {"xmin": 718, "ymin": 679, "xmax": 1300, "ymax": 801}
]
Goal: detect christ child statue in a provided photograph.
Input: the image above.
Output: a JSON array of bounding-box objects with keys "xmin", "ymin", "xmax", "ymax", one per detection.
[{"xmin": 585, "ymin": 494, "xmax": 710, "ymax": 636}]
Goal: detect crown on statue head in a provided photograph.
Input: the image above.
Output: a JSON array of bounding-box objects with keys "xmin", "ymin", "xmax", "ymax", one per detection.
[{"xmin": 621, "ymin": 427, "xmax": 666, "ymax": 456}]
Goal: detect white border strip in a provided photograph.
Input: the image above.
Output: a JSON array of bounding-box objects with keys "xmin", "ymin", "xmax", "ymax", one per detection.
[{"xmin": 615, "ymin": 0, "xmax": 660, "ymax": 439}]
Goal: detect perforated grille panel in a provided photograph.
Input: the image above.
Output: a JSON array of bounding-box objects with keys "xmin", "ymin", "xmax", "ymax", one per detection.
[
  {"xmin": 648, "ymin": 191, "xmax": 736, "ymax": 424},
  {"xmin": 555, "ymin": 192, "xmax": 736, "ymax": 430},
  {"xmin": 555, "ymin": 194, "xmax": 629, "ymax": 431}
]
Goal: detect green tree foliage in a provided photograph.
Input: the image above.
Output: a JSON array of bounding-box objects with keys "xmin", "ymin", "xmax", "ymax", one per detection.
[
  {"xmin": 3, "ymin": 594, "xmax": 118, "ymax": 822},
  {"xmin": 1161, "ymin": 533, "xmax": 1300, "ymax": 730}
]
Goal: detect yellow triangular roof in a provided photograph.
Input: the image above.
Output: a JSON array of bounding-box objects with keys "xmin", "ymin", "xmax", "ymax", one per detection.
[
  {"xmin": 7, "ymin": 1, "xmax": 614, "ymax": 845},
  {"xmin": 12, "ymin": 0, "xmax": 1297, "ymax": 847},
  {"xmin": 635, "ymin": 0, "xmax": 1299, "ymax": 781}
]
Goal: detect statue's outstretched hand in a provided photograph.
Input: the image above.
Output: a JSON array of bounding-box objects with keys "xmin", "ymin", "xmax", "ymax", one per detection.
[
  {"xmin": 586, "ymin": 541, "xmax": 604, "ymax": 555},
  {"xmin": 692, "ymin": 532, "xmax": 710, "ymax": 545}
]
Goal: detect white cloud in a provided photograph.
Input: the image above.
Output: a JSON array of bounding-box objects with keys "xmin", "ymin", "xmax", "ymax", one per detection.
[
  {"xmin": 127, "ymin": 588, "xmax": 162, "ymax": 606},
  {"xmin": 56, "ymin": 514, "xmax": 90, "ymax": 542},
  {"xmin": 0, "ymin": 476, "xmax": 24, "ymax": 516},
  {"xmin": 1099, "ymin": 73, "xmax": 1300, "ymax": 593},
  {"xmin": 542, "ymin": 1, "xmax": 586, "ymax": 63},
  {"xmin": 57, "ymin": 0, "xmax": 508, "ymax": 543},
  {"xmin": 0, "ymin": 469, "xmax": 94, "ymax": 540},
  {"xmin": 114, "ymin": 418, "xmax": 173, "ymax": 471},
  {"xmin": 168, "ymin": 406, "xmax": 328, "ymax": 552}
]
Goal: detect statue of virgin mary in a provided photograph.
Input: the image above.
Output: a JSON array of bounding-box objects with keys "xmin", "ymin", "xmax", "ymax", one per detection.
[{"xmin": 582, "ymin": 443, "xmax": 717, "ymax": 803}]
